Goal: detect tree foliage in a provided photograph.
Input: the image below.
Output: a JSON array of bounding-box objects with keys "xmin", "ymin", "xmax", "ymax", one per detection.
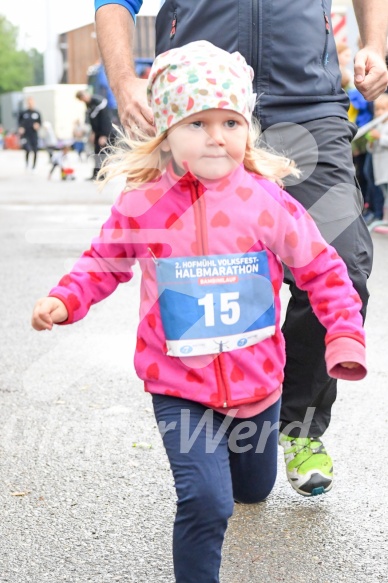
[
  {"xmin": 0, "ymin": 15, "xmax": 44, "ymax": 94},
  {"xmin": 29, "ymin": 48, "xmax": 44, "ymax": 86}
]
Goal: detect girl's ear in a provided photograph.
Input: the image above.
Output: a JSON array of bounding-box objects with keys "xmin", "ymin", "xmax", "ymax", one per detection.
[{"xmin": 160, "ymin": 136, "xmax": 171, "ymax": 153}]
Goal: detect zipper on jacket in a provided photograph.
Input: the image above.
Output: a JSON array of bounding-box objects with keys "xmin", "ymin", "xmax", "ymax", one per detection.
[
  {"xmin": 190, "ymin": 180, "xmax": 231, "ymax": 408},
  {"xmin": 217, "ymin": 348, "xmax": 231, "ymax": 408},
  {"xmin": 322, "ymin": 10, "xmax": 330, "ymax": 68},
  {"xmin": 191, "ymin": 180, "xmax": 207, "ymax": 250},
  {"xmin": 322, "ymin": 8, "xmax": 336, "ymax": 93}
]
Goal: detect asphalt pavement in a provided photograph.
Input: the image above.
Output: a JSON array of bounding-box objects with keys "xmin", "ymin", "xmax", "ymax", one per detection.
[{"xmin": 0, "ymin": 149, "xmax": 387, "ymax": 582}]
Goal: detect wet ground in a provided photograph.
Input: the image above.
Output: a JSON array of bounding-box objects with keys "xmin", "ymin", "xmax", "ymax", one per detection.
[{"xmin": 0, "ymin": 149, "xmax": 387, "ymax": 582}]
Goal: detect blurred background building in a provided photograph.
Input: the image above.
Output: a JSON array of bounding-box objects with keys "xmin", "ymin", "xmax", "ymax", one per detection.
[{"xmin": 0, "ymin": 0, "xmax": 367, "ymax": 142}]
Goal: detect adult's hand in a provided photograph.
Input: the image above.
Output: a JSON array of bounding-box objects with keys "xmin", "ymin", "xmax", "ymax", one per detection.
[
  {"xmin": 117, "ymin": 77, "xmax": 155, "ymax": 135},
  {"xmin": 354, "ymin": 47, "xmax": 388, "ymax": 101},
  {"xmin": 95, "ymin": 5, "xmax": 154, "ymax": 135}
]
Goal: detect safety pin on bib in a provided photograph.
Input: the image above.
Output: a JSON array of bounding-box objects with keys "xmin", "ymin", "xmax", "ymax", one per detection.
[{"xmin": 147, "ymin": 247, "xmax": 160, "ymax": 265}]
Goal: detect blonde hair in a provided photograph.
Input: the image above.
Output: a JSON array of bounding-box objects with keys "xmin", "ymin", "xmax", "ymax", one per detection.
[{"xmin": 98, "ymin": 118, "xmax": 300, "ymax": 190}]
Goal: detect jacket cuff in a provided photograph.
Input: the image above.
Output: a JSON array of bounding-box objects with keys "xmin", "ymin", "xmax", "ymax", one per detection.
[
  {"xmin": 48, "ymin": 292, "xmax": 73, "ymax": 325},
  {"xmin": 326, "ymin": 337, "xmax": 367, "ymax": 381}
]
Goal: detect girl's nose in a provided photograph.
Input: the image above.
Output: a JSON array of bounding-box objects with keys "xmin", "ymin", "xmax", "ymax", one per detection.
[{"xmin": 206, "ymin": 126, "xmax": 226, "ymax": 146}]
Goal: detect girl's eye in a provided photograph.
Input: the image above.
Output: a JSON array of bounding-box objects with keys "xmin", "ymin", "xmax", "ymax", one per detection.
[
  {"xmin": 226, "ymin": 120, "xmax": 237, "ymax": 128},
  {"xmin": 190, "ymin": 121, "xmax": 203, "ymax": 129}
]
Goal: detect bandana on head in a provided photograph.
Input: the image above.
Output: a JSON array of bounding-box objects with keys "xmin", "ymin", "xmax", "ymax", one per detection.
[{"xmin": 147, "ymin": 40, "xmax": 256, "ymax": 135}]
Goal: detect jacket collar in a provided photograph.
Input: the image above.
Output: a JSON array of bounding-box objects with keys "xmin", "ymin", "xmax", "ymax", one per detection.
[{"xmin": 164, "ymin": 160, "xmax": 247, "ymax": 192}]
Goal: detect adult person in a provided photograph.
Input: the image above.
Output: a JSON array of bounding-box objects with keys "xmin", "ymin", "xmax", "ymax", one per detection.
[
  {"xmin": 41, "ymin": 121, "xmax": 58, "ymax": 162},
  {"xmin": 18, "ymin": 96, "xmax": 42, "ymax": 171},
  {"xmin": 94, "ymin": 0, "xmax": 388, "ymax": 496},
  {"xmin": 75, "ymin": 90, "xmax": 114, "ymax": 180},
  {"xmin": 336, "ymin": 42, "xmax": 377, "ymax": 220}
]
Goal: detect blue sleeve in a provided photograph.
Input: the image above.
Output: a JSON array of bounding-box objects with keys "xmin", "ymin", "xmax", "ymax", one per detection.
[
  {"xmin": 94, "ymin": 0, "xmax": 143, "ymax": 21},
  {"xmin": 347, "ymin": 88, "xmax": 368, "ymax": 110}
]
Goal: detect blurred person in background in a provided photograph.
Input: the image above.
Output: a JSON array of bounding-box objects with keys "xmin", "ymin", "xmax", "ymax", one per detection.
[
  {"xmin": 18, "ymin": 96, "xmax": 42, "ymax": 171},
  {"xmin": 48, "ymin": 145, "xmax": 75, "ymax": 181},
  {"xmin": 75, "ymin": 90, "xmax": 114, "ymax": 180},
  {"xmin": 41, "ymin": 121, "xmax": 58, "ymax": 162},
  {"xmin": 336, "ymin": 42, "xmax": 376, "ymax": 219},
  {"xmin": 72, "ymin": 119, "xmax": 88, "ymax": 161},
  {"xmin": 365, "ymin": 93, "xmax": 388, "ymax": 232}
]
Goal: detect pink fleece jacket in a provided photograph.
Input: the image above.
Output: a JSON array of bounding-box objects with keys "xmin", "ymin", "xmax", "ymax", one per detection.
[{"xmin": 49, "ymin": 164, "xmax": 366, "ymax": 411}]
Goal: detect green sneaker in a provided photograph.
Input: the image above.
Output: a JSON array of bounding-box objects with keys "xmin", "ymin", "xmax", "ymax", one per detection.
[{"xmin": 279, "ymin": 433, "xmax": 333, "ymax": 496}]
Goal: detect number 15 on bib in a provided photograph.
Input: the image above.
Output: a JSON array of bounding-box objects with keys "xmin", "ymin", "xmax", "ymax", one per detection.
[{"xmin": 156, "ymin": 252, "xmax": 276, "ymax": 357}]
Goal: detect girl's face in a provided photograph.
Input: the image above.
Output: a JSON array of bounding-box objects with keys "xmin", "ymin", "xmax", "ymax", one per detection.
[{"xmin": 161, "ymin": 109, "xmax": 249, "ymax": 180}]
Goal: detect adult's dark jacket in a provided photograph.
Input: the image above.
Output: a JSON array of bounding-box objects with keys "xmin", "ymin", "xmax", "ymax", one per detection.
[
  {"xmin": 86, "ymin": 95, "xmax": 113, "ymax": 137},
  {"xmin": 155, "ymin": 0, "xmax": 349, "ymax": 129},
  {"xmin": 18, "ymin": 108, "xmax": 42, "ymax": 138}
]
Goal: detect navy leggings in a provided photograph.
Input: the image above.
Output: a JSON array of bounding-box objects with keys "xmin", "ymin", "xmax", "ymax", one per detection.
[{"xmin": 152, "ymin": 394, "xmax": 281, "ymax": 583}]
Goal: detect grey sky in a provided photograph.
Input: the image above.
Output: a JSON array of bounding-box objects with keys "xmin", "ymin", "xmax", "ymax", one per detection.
[{"xmin": 0, "ymin": 0, "xmax": 160, "ymax": 52}]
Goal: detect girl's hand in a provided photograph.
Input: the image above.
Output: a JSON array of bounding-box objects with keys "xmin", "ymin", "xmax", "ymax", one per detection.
[
  {"xmin": 340, "ymin": 361, "xmax": 361, "ymax": 370},
  {"xmin": 31, "ymin": 297, "xmax": 68, "ymax": 331}
]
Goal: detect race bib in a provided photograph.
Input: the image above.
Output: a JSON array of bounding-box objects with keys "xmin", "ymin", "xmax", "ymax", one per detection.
[{"xmin": 156, "ymin": 252, "xmax": 275, "ymax": 357}]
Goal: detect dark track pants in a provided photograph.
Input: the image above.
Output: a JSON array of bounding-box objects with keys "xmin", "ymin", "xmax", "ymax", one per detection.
[
  {"xmin": 262, "ymin": 117, "xmax": 373, "ymax": 437},
  {"xmin": 152, "ymin": 394, "xmax": 280, "ymax": 583}
]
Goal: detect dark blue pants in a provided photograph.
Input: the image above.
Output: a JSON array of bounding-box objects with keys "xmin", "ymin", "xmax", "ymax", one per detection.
[{"xmin": 152, "ymin": 394, "xmax": 281, "ymax": 583}]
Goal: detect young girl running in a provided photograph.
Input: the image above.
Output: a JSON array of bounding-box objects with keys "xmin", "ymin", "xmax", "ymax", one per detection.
[{"xmin": 32, "ymin": 41, "xmax": 367, "ymax": 583}]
